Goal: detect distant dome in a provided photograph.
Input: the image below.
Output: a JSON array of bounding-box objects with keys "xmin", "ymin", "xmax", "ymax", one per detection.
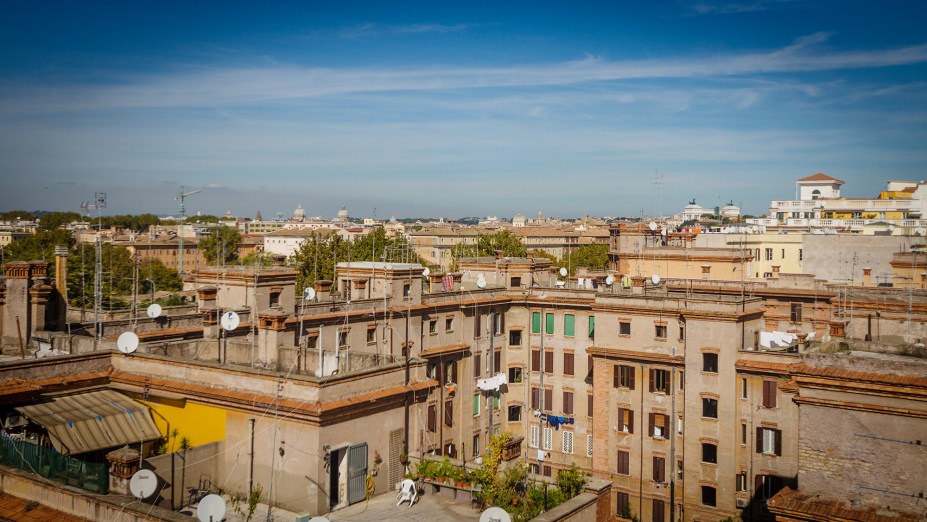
[
  {"xmin": 336, "ymin": 206, "xmax": 349, "ymax": 220},
  {"xmin": 293, "ymin": 204, "xmax": 305, "ymax": 221}
]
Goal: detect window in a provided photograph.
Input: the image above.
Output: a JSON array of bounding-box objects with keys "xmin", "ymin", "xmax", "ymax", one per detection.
[
  {"xmin": 544, "ymin": 350, "xmax": 554, "ymax": 374},
  {"xmin": 474, "ymin": 353, "xmax": 482, "ymax": 378},
  {"xmin": 338, "ymin": 330, "xmax": 348, "ymax": 348},
  {"xmin": 741, "ymin": 422, "xmax": 748, "ymax": 445},
  {"xmin": 799, "ymin": 248, "xmax": 803, "ymax": 261},
  {"xmin": 649, "ymin": 413, "xmax": 668, "ymax": 438},
  {"xmin": 587, "ymin": 394, "xmax": 593, "ymax": 418},
  {"xmin": 742, "ymin": 378, "xmax": 748, "ymax": 399},
  {"xmin": 677, "ymin": 416, "xmax": 684, "ymax": 435},
  {"xmin": 736, "ymin": 471, "xmax": 748, "ymax": 492},
  {"xmin": 757, "ymin": 475, "xmax": 786, "ymax": 501},
  {"xmin": 427, "ymin": 403, "xmax": 437, "ymax": 432},
  {"xmin": 403, "ymin": 283, "xmax": 411, "ymax": 297},
  {"xmin": 588, "ymin": 316, "xmax": 595, "ymax": 339},
  {"xmin": 531, "ymin": 350, "xmax": 540, "ymax": 372},
  {"xmin": 650, "ymin": 369, "xmax": 669, "ymax": 394},
  {"xmin": 444, "ymin": 400, "xmax": 453, "ymax": 427},
  {"xmin": 765, "ymin": 248, "xmax": 773, "ymax": 261},
  {"xmin": 653, "ymin": 456, "xmax": 665, "ymax": 482},
  {"xmin": 617, "ymin": 450, "xmax": 630, "ymax": 475},
  {"xmin": 619, "ymin": 321, "xmax": 631, "ymax": 335},
  {"xmin": 270, "ymin": 291, "xmax": 280, "ymax": 307},
  {"xmin": 702, "ymin": 443, "xmax": 718, "ymax": 464},
  {"xmin": 678, "ymin": 323, "xmax": 685, "ymax": 341},
  {"xmin": 790, "ymin": 303, "xmax": 802, "ymax": 323},
  {"xmin": 494, "ymin": 350, "xmax": 501, "ymax": 374},
  {"xmin": 543, "ymin": 465, "xmax": 552, "ymax": 477},
  {"xmin": 562, "ymin": 431, "xmax": 574, "ymax": 454},
  {"xmin": 652, "ymin": 499, "xmax": 665, "ymax": 522},
  {"xmin": 563, "ymin": 353, "xmax": 575, "ymax": 376},
  {"xmin": 616, "ymin": 492, "xmax": 631, "ymax": 518},
  {"xmin": 529, "ymin": 425, "xmax": 540, "ymax": 448},
  {"xmin": 473, "ymin": 394, "xmax": 480, "ymax": 416},
  {"xmin": 472, "ymin": 434, "xmax": 480, "ymax": 457},
  {"xmin": 544, "ymin": 389, "xmax": 553, "ymax": 412},
  {"xmin": 508, "ymin": 367, "xmax": 522, "ymax": 384},
  {"xmin": 511, "ymin": 276, "xmax": 521, "ymax": 288},
  {"xmin": 564, "ymin": 314, "xmax": 575, "ymax": 336},
  {"xmin": 701, "ymin": 485, "xmax": 717, "ymax": 507},
  {"xmin": 655, "ymin": 324, "xmax": 667, "ymax": 339},
  {"xmin": 542, "ymin": 427, "xmax": 553, "ymax": 450},
  {"xmin": 763, "ymin": 380, "xmax": 778, "ymax": 408},
  {"xmin": 493, "ymin": 313, "xmax": 504, "ymax": 335},
  {"xmin": 474, "ymin": 313, "xmax": 482, "ymax": 339},
  {"xmin": 614, "ymin": 364, "xmax": 636, "ymax": 389},
  {"xmin": 509, "ymin": 329, "xmax": 522, "ymax": 346},
  {"xmin": 586, "ymin": 434, "xmax": 593, "ymax": 457},
  {"xmin": 702, "ymin": 353, "xmax": 718, "ymax": 373},
  {"xmin": 446, "ymin": 316, "xmax": 453, "ymax": 331},
  {"xmin": 618, "ymin": 408, "xmax": 634, "ymax": 433},
  {"xmin": 307, "ymin": 334, "xmax": 318, "ymax": 350},
  {"xmin": 757, "ymin": 427, "xmax": 782, "ymax": 456},
  {"xmin": 508, "ymin": 405, "xmax": 521, "ymax": 422},
  {"xmin": 677, "ymin": 459, "xmax": 683, "ymax": 480},
  {"xmin": 781, "ymin": 248, "xmax": 785, "ymax": 259},
  {"xmin": 429, "ymin": 319, "xmax": 437, "ymax": 334},
  {"xmin": 532, "ymin": 312, "xmax": 541, "ymax": 333},
  {"xmin": 702, "ymin": 398, "xmax": 718, "ymax": 419},
  {"xmin": 563, "ymin": 391, "xmax": 574, "ymax": 415},
  {"xmin": 367, "ymin": 326, "xmax": 376, "ymax": 344},
  {"xmin": 531, "ymin": 387, "xmax": 539, "ymax": 410},
  {"xmin": 545, "ymin": 313, "xmax": 554, "ymax": 334}
]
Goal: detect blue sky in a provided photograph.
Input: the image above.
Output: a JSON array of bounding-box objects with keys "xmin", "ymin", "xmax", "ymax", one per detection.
[{"xmin": 1, "ymin": 1, "xmax": 925, "ymax": 219}]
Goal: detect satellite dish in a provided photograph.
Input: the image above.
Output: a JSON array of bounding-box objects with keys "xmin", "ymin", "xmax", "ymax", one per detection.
[
  {"xmin": 129, "ymin": 469, "xmax": 157, "ymax": 499},
  {"xmin": 422, "ymin": 267, "xmax": 430, "ymax": 277},
  {"xmin": 605, "ymin": 275, "xmax": 615, "ymax": 286},
  {"xmin": 303, "ymin": 287, "xmax": 316, "ymax": 301},
  {"xmin": 146, "ymin": 303, "xmax": 162, "ymax": 318},
  {"xmin": 651, "ymin": 274, "xmax": 661, "ymax": 285},
  {"xmin": 649, "ymin": 222, "xmax": 657, "ymax": 232},
  {"xmin": 117, "ymin": 332, "xmax": 139, "ymax": 355},
  {"xmin": 220, "ymin": 311, "xmax": 240, "ymax": 331},
  {"xmin": 476, "ymin": 275, "xmax": 487, "ymax": 289},
  {"xmin": 661, "ymin": 228, "xmax": 667, "ymax": 236},
  {"xmin": 196, "ymin": 494, "xmax": 226, "ymax": 522},
  {"xmin": 480, "ymin": 507, "xmax": 512, "ymax": 522},
  {"xmin": 559, "ymin": 267, "xmax": 568, "ymax": 277}
]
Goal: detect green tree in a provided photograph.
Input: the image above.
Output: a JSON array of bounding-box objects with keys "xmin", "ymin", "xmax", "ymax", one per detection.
[
  {"xmin": 450, "ymin": 229, "xmax": 526, "ymax": 270},
  {"xmin": 199, "ymin": 226, "xmax": 241, "ymax": 264},
  {"xmin": 66, "ymin": 243, "xmax": 136, "ymax": 309},
  {"xmin": 2, "ymin": 229, "xmax": 74, "ymax": 269},
  {"xmin": 37, "ymin": 211, "xmax": 82, "ymax": 231},
  {"xmin": 139, "ymin": 258, "xmax": 183, "ymax": 297},
  {"xmin": 236, "ymin": 251, "xmax": 274, "ymax": 268},
  {"xmin": 0, "ymin": 210, "xmax": 35, "ymax": 221},
  {"xmin": 563, "ymin": 244, "xmax": 609, "ymax": 275},
  {"xmin": 102, "ymin": 213, "xmax": 162, "ymax": 233}
]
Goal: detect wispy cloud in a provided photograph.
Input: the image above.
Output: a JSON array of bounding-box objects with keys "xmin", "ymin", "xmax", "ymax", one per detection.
[
  {"xmin": 1, "ymin": 34, "xmax": 923, "ymax": 114},
  {"xmin": 685, "ymin": 0, "xmax": 811, "ymax": 15},
  {"xmin": 338, "ymin": 23, "xmax": 471, "ymax": 39}
]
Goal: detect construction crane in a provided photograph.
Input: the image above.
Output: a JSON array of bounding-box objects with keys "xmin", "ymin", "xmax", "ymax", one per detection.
[{"xmin": 176, "ymin": 186, "xmax": 201, "ymax": 274}]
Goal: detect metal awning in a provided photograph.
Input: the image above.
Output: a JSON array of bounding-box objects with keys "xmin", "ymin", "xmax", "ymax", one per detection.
[{"xmin": 15, "ymin": 389, "xmax": 162, "ymax": 455}]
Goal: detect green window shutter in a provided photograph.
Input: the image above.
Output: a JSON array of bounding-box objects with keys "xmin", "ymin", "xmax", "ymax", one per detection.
[
  {"xmin": 564, "ymin": 314, "xmax": 575, "ymax": 337},
  {"xmin": 546, "ymin": 313, "xmax": 555, "ymax": 335},
  {"xmin": 532, "ymin": 312, "xmax": 541, "ymax": 333},
  {"xmin": 588, "ymin": 316, "xmax": 595, "ymax": 338},
  {"xmin": 473, "ymin": 394, "xmax": 480, "ymax": 416},
  {"xmin": 494, "ymin": 393, "xmax": 501, "ymax": 409}
]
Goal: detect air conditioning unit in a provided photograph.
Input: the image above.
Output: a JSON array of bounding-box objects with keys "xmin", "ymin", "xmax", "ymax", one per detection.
[{"xmin": 736, "ymin": 498, "xmax": 749, "ymax": 509}]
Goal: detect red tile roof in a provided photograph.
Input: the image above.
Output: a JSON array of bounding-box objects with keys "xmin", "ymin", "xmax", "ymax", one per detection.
[
  {"xmin": 797, "ymin": 172, "xmax": 845, "ymax": 184},
  {"xmin": 0, "ymin": 493, "xmax": 93, "ymax": 522}
]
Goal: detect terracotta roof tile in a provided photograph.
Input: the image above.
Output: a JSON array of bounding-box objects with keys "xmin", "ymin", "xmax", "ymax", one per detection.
[
  {"xmin": 797, "ymin": 172, "xmax": 845, "ymax": 183},
  {"xmin": 0, "ymin": 493, "xmax": 93, "ymax": 522},
  {"xmin": 768, "ymin": 487, "xmax": 920, "ymax": 521}
]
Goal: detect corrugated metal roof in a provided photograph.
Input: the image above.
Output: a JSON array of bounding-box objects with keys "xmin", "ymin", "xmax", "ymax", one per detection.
[{"xmin": 15, "ymin": 390, "xmax": 161, "ymax": 455}]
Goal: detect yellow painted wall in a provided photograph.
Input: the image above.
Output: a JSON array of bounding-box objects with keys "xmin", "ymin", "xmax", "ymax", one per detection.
[{"xmin": 141, "ymin": 400, "xmax": 227, "ymax": 447}]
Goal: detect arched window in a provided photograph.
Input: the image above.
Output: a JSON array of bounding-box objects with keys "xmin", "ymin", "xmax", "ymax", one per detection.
[{"xmin": 811, "ymin": 189, "xmax": 821, "ymax": 200}]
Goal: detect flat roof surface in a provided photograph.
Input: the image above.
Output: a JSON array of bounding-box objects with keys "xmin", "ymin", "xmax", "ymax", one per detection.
[{"xmin": 328, "ymin": 484, "xmax": 481, "ymax": 521}]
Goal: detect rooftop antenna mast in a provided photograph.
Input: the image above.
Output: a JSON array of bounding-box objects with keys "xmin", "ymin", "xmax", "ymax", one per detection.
[
  {"xmin": 91, "ymin": 193, "xmax": 106, "ymax": 350},
  {"xmin": 175, "ymin": 186, "xmax": 201, "ymax": 274},
  {"xmin": 651, "ymin": 170, "xmax": 664, "ymax": 219}
]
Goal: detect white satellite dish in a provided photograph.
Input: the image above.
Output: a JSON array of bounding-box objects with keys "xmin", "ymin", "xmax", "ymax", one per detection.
[
  {"xmin": 303, "ymin": 287, "xmax": 316, "ymax": 301},
  {"xmin": 422, "ymin": 267, "xmax": 430, "ymax": 277},
  {"xmin": 661, "ymin": 228, "xmax": 667, "ymax": 236},
  {"xmin": 649, "ymin": 222, "xmax": 657, "ymax": 232},
  {"xmin": 220, "ymin": 311, "xmax": 240, "ymax": 331},
  {"xmin": 480, "ymin": 507, "xmax": 512, "ymax": 522},
  {"xmin": 476, "ymin": 275, "xmax": 487, "ymax": 289},
  {"xmin": 559, "ymin": 267, "xmax": 568, "ymax": 277},
  {"xmin": 129, "ymin": 469, "xmax": 157, "ymax": 499},
  {"xmin": 117, "ymin": 332, "xmax": 139, "ymax": 355},
  {"xmin": 651, "ymin": 274, "xmax": 661, "ymax": 285},
  {"xmin": 605, "ymin": 275, "xmax": 615, "ymax": 286},
  {"xmin": 146, "ymin": 303, "xmax": 162, "ymax": 318},
  {"xmin": 196, "ymin": 494, "xmax": 226, "ymax": 522}
]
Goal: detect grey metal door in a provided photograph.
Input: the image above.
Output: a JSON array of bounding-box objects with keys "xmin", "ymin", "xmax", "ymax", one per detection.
[{"xmin": 347, "ymin": 443, "xmax": 368, "ymax": 505}]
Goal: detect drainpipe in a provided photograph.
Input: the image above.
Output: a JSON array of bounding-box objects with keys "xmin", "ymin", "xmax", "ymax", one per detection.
[{"xmin": 249, "ymin": 417, "xmax": 255, "ymax": 494}]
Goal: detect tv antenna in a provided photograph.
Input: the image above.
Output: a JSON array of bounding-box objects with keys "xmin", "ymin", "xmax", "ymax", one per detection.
[{"xmin": 175, "ymin": 186, "xmax": 201, "ymax": 274}]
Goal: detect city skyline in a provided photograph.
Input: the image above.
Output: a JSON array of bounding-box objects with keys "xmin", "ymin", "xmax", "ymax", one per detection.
[{"xmin": 1, "ymin": 1, "xmax": 925, "ymax": 218}]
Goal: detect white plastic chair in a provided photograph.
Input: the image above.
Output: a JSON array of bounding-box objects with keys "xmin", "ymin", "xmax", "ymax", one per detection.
[{"xmin": 396, "ymin": 478, "xmax": 417, "ymax": 507}]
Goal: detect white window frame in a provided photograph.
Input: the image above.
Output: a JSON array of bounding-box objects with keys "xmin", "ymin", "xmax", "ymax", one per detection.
[{"xmin": 762, "ymin": 428, "xmax": 776, "ymax": 454}]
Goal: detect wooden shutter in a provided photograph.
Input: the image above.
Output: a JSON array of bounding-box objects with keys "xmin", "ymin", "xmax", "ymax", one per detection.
[
  {"xmin": 628, "ymin": 410, "xmax": 634, "ymax": 434},
  {"xmin": 564, "ymin": 353, "xmax": 574, "ymax": 376},
  {"xmin": 617, "ymin": 450, "xmax": 629, "ymax": 474},
  {"xmin": 544, "ymin": 389, "xmax": 553, "ymax": 411},
  {"xmin": 474, "ymin": 313, "xmax": 481, "ymax": 338},
  {"xmin": 649, "ymin": 412, "xmax": 655, "ymax": 437},
  {"xmin": 763, "ymin": 380, "xmax": 777, "ymax": 408},
  {"xmin": 444, "ymin": 400, "xmax": 453, "ymax": 427},
  {"xmin": 756, "ymin": 427, "xmax": 763, "ymax": 453},
  {"xmin": 473, "ymin": 353, "xmax": 481, "ymax": 378},
  {"xmin": 500, "ymin": 312, "xmax": 505, "ymax": 333},
  {"xmin": 774, "ymin": 429, "xmax": 783, "ymax": 456},
  {"xmin": 653, "ymin": 499, "xmax": 664, "ymax": 522},
  {"xmin": 494, "ymin": 350, "xmax": 501, "ymax": 374},
  {"xmin": 653, "ymin": 456, "xmax": 665, "ymax": 482},
  {"xmin": 649, "ymin": 369, "xmax": 655, "ymax": 392},
  {"xmin": 563, "ymin": 392, "xmax": 573, "ymax": 414},
  {"xmin": 587, "ymin": 394, "xmax": 593, "ymax": 418},
  {"xmin": 428, "ymin": 404, "xmax": 437, "ymax": 432},
  {"xmin": 532, "ymin": 350, "xmax": 540, "ymax": 372},
  {"xmin": 531, "ymin": 388, "xmax": 539, "ymax": 410},
  {"xmin": 544, "ymin": 350, "xmax": 554, "ymax": 373},
  {"xmin": 629, "ymin": 366, "xmax": 636, "ymax": 390},
  {"xmin": 613, "ymin": 365, "xmax": 620, "ymax": 388}
]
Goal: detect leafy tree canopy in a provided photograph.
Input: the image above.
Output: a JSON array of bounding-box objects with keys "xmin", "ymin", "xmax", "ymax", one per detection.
[
  {"xmin": 199, "ymin": 226, "xmax": 241, "ymax": 264},
  {"xmin": 0, "ymin": 210, "xmax": 35, "ymax": 221},
  {"xmin": 37, "ymin": 211, "xmax": 82, "ymax": 231}
]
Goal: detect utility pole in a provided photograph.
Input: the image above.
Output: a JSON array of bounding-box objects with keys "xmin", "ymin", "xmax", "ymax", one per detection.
[
  {"xmin": 175, "ymin": 186, "xmax": 201, "ymax": 274},
  {"xmin": 488, "ymin": 311, "xmax": 494, "ymax": 441}
]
